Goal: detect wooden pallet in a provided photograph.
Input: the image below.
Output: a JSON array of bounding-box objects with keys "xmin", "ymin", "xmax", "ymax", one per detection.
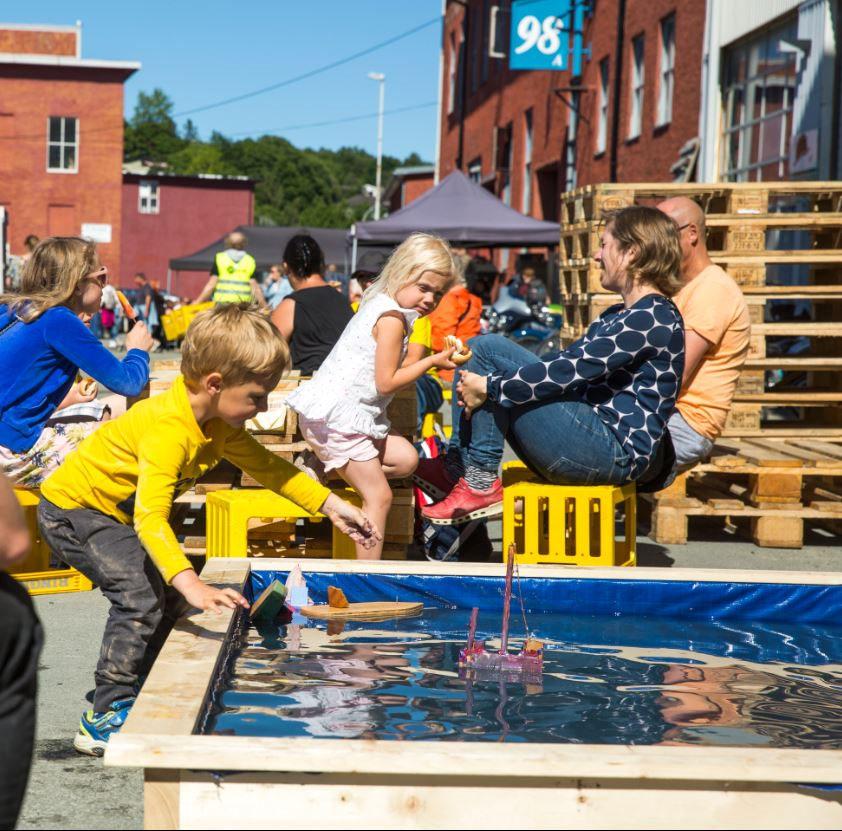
[
  {"xmin": 560, "ymin": 182, "xmax": 842, "ymax": 225},
  {"xmin": 645, "ymin": 438, "xmax": 842, "ymax": 547}
]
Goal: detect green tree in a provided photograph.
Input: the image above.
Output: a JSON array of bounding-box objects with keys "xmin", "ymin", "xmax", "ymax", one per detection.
[{"xmin": 124, "ymin": 89, "xmax": 185, "ymax": 162}]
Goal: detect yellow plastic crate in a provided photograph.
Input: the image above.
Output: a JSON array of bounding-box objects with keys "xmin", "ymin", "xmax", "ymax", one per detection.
[
  {"xmin": 502, "ymin": 462, "xmax": 636, "ymax": 567},
  {"xmin": 161, "ymin": 313, "xmax": 180, "ymax": 343},
  {"xmin": 206, "ymin": 488, "xmax": 359, "ymax": 560},
  {"xmin": 10, "ymin": 489, "xmax": 93, "ymax": 596}
]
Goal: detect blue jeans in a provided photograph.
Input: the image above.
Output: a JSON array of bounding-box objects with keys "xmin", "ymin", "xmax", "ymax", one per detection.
[{"xmin": 450, "ymin": 335, "xmax": 633, "ymax": 485}]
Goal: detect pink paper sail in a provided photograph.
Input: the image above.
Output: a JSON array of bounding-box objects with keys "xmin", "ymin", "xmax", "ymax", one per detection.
[{"xmin": 458, "ymin": 546, "xmax": 543, "ymax": 683}]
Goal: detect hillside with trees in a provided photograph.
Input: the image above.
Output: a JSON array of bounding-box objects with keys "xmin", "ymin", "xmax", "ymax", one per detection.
[{"xmin": 124, "ymin": 89, "xmax": 429, "ymax": 227}]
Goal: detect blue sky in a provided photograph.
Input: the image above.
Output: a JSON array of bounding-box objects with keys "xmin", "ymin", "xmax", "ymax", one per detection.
[{"xmin": 8, "ymin": 1, "xmax": 442, "ymax": 160}]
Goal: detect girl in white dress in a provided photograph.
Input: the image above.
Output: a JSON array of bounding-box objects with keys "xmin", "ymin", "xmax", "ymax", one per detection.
[{"xmin": 287, "ymin": 233, "xmax": 458, "ymax": 559}]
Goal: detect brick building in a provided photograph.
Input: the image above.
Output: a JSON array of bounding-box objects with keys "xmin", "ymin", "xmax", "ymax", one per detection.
[
  {"xmin": 121, "ymin": 162, "xmax": 255, "ymax": 295},
  {"xmin": 383, "ymin": 164, "xmax": 436, "ymax": 213},
  {"xmin": 0, "ymin": 23, "xmax": 138, "ymax": 276},
  {"xmin": 437, "ymin": 1, "xmax": 706, "ymax": 223}
]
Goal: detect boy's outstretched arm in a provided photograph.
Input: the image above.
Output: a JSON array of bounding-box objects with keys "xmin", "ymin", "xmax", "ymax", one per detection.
[{"xmin": 223, "ymin": 432, "xmax": 382, "ymax": 548}]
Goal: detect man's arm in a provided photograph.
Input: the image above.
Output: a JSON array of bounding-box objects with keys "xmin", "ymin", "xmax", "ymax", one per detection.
[
  {"xmin": 194, "ymin": 275, "xmax": 218, "ymax": 304},
  {"xmin": 681, "ymin": 329, "xmax": 713, "ymax": 391},
  {"xmin": 0, "ymin": 474, "xmax": 30, "ymax": 568}
]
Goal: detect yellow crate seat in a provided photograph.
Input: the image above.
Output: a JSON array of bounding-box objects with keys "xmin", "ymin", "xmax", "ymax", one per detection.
[
  {"xmin": 206, "ymin": 488, "xmax": 360, "ymax": 560},
  {"xmin": 10, "ymin": 489, "xmax": 93, "ymax": 596},
  {"xmin": 502, "ymin": 462, "xmax": 636, "ymax": 567}
]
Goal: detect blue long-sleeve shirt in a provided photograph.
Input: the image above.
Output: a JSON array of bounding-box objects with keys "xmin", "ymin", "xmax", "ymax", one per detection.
[
  {"xmin": 487, "ymin": 294, "xmax": 684, "ymax": 479},
  {"xmin": 0, "ymin": 304, "xmax": 150, "ymax": 453}
]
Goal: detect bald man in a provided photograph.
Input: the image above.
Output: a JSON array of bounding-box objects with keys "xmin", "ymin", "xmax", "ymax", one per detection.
[
  {"xmin": 657, "ymin": 197, "xmax": 750, "ymax": 470},
  {"xmin": 195, "ymin": 231, "xmax": 266, "ymax": 307}
]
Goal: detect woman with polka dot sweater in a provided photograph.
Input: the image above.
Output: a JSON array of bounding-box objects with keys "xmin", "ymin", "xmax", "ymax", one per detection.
[{"xmin": 417, "ymin": 206, "xmax": 685, "ymax": 525}]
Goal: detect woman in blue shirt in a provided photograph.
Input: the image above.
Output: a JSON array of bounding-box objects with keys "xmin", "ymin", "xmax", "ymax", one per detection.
[
  {"xmin": 0, "ymin": 237, "xmax": 152, "ymax": 488},
  {"xmin": 416, "ymin": 207, "xmax": 686, "ymax": 525}
]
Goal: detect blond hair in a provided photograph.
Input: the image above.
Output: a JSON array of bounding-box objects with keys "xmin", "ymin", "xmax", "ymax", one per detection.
[
  {"xmin": 0, "ymin": 237, "xmax": 98, "ymax": 322},
  {"xmin": 602, "ymin": 206, "xmax": 683, "ymax": 296},
  {"xmin": 361, "ymin": 233, "xmax": 458, "ymax": 305},
  {"xmin": 181, "ymin": 303, "xmax": 289, "ymax": 387}
]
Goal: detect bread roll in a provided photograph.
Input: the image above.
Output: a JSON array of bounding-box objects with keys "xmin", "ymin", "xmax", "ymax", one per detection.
[{"xmin": 444, "ymin": 334, "xmax": 473, "ymax": 366}]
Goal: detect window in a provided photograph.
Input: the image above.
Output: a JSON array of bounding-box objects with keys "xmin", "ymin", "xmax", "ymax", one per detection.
[
  {"xmin": 564, "ymin": 91, "xmax": 579, "ymax": 191},
  {"xmin": 596, "ymin": 58, "xmax": 609, "ymax": 155},
  {"xmin": 468, "ymin": 158, "xmax": 483, "ymax": 183},
  {"xmin": 448, "ymin": 33, "xmax": 457, "ymax": 114},
  {"xmin": 138, "ymin": 179, "xmax": 160, "ymax": 214},
  {"xmin": 522, "ymin": 109, "xmax": 533, "ymax": 214},
  {"xmin": 495, "ymin": 123, "xmax": 513, "ymax": 206},
  {"xmin": 656, "ymin": 15, "xmax": 675, "ymax": 127},
  {"xmin": 481, "ymin": 0, "xmax": 490, "ymax": 84},
  {"xmin": 721, "ymin": 17, "xmax": 799, "ymax": 181},
  {"xmin": 628, "ymin": 35, "xmax": 645, "ymax": 139},
  {"xmin": 47, "ymin": 116, "xmax": 78, "ymax": 172}
]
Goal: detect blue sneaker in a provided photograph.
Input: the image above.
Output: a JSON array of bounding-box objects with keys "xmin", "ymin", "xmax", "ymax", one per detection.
[{"xmin": 73, "ymin": 697, "xmax": 135, "ymax": 757}]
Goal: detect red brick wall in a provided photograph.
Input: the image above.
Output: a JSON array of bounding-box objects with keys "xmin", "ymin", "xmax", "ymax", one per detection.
[
  {"xmin": 438, "ymin": 0, "xmax": 705, "ymax": 219},
  {"xmin": 0, "ymin": 65, "xmax": 128, "ymax": 275},
  {"xmin": 0, "ymin": 28, "xmax": 77, "ymax": 57},
  {"xmin": 122, "ymin": 176, "xmax": 255, "ymax": 295}
]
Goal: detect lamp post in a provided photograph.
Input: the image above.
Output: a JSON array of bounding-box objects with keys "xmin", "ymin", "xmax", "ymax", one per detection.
[{"xmin": 368, "ymin": 71, "xmax": 386, "ymax": 220}]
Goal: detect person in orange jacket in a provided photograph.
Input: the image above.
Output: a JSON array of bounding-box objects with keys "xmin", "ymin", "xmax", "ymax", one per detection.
[{"xmin": 428, "ymin": 270, "xmax": 482, "ymax": 385}]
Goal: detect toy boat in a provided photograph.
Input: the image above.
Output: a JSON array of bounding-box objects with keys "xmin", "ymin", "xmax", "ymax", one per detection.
[{"xmin": 458, "ymin": 544, "xmax": 543, "ymax": 682}]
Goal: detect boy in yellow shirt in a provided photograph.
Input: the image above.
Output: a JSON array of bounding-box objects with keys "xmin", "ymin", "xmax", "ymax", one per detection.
[{"xmin": 38, "ymin": 305, "xmax": 377, "ymax": 756}]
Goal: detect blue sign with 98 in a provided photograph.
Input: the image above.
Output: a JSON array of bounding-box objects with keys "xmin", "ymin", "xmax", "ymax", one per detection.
[{"xmin": 509, "ymin": 0, "xmax": 589, "ymax": 75}]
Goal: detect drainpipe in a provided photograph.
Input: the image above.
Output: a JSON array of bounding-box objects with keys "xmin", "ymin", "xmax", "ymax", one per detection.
[
  {"xmin": 452, "ymin": 0, "xmax": 470, "ymax": 170},
  {"xmin": 609, "ymin": 0, "xmax": 627, "ymax": 183}
]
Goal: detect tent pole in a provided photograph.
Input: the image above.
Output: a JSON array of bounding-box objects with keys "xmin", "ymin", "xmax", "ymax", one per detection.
[
  {"xmin": 351, "ymin": 231, "xmax": 358, "ymax": 271},
  {"xmin": 166, "ymin": 267, "xmax": 172, "ymax": 296}
]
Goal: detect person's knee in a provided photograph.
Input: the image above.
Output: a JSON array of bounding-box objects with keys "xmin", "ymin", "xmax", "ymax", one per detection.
[
  {"xmin": 366, "ymin": 482, "xmax": 393, "ymax": 511},
  {"xmin": 392, "ymin": 445, "xmax": 418, "ymax": 477}
]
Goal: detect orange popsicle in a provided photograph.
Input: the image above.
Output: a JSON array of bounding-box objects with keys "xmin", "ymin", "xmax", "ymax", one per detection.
[{"xmin": 115, "ymin": 290, "xmax": 137, "ymax": 321}]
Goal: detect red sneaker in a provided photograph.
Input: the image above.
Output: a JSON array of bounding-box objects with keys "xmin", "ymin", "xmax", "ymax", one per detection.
[
  {"xmin": 413, "ymin": 456, "xmax": 457, "ymax": 501},
  {"xmin": 422, "ymin": 477, "xmax": 503, "ymax": 525}
]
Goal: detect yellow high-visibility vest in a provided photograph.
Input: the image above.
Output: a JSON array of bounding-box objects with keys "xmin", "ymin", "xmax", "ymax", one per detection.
[{"xmin": 212, "ymin": 252, "xmax": 256, "ymax": 304}]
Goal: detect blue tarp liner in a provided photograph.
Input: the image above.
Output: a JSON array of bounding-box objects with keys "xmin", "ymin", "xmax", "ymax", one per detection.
[{"xmin": 248, "ymin": 570, "xmax": 842, "ymax": 667}]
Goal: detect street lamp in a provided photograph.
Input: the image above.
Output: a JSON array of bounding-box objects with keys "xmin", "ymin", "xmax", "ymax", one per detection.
[{"xmin": 368, "ymin": 72, "xmax": 386, "ymax": 220}]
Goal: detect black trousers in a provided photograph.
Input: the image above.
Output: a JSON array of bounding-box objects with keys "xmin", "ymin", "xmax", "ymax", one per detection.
[
  {"xmin": 0, "ymin": 572, "xmax": 42, "ymax": 831},
  {"xmin": 37, "ymin": 500, "xmax": 186, "ymax": 713}
]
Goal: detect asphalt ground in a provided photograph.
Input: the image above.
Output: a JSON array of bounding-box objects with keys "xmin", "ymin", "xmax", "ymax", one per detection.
[{"xmin": 15, "ymin": 349, "xmax": 842, "ymax": 829}]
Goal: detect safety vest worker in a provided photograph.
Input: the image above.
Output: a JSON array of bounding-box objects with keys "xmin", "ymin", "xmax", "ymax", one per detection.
[{"xmin": 212, "ymin": 251, "xmax": 257, "ymax": 304}]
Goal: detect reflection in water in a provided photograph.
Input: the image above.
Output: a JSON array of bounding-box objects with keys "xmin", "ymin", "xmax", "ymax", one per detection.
[{"xmin": 204, "ymin": 610, "xmax": 842, "ymax": 748}]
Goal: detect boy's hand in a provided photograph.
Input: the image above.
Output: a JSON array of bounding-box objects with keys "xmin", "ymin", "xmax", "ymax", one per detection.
[
  {"xmin": 172, "ymin": 569, "xmax": 249, "ymax": 614},
  {"xmin": 321, "ymin": 493, "xmax": 382, "ymax": 550},
  {"xmin": 430, "ymin": 347, "xmax": 457, "ymax": 371}
]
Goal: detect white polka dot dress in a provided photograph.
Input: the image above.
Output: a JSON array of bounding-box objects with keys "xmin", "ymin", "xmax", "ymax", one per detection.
[{"xmin": 487, "ymin": 294, "xmax": 684, "ymax": 479}]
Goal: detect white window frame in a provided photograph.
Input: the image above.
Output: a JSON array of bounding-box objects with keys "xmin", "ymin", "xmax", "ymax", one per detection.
[
  {"xmin": 46, "ymin": 116, "xmax": 78, "ymax": 173},
  {"xmin": 596, "ymin": 58, "xmax": 609, "ymax": 155},
  {"xmin": 628, "ymin": 35, "xmax": 645, "ymax": 139},
  {"xmin": 468, "ymin": 158, "xmax": 483, "ymax": 182},
  {"xmin": 522, "ymin": 109, "xmax": 533, "ymax": 214},
  {"xmin": 448, "ymin": 33, "xmax": 458, "ymax": 114},
  {"xmin": 656, "ymin": 15, "xmax": 675, "ymax": 127},
  {"xmin": 138, "ymin": 179, "xmax": 160, "ymax": 214},
  {"xmin": 564, "ymin": 91, "xmax": 579, "ymax": 191}
]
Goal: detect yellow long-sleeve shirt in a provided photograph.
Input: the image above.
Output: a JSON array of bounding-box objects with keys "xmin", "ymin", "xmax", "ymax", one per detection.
[{"xmin": 42, "ymin": 375, "xmax": 330, "ymax": 583}]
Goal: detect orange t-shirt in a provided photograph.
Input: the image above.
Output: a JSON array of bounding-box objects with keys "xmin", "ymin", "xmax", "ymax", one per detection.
[
  {"xmin": 674, "ymin": 264, "xmax": 750, "ymax": 440},
  {"xmin": 428, "ymin": 286, "xmax": 482, "ymax": 384}
]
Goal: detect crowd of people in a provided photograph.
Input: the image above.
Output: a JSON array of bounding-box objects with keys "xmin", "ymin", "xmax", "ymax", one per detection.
[{"xmin": 0, "ymin": 197, "xmax": 751, "ymax": 827}]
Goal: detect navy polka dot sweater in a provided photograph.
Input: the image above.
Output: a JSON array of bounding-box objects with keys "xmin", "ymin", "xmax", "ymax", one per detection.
[{"xmin": 486, "ymin": 294, "xmax": 685, "ymax": 480}]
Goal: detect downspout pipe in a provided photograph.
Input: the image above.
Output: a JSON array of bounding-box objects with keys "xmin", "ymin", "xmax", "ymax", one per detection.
[{"xmin": 609, "ymin": 0, "xmax": 627, "ymax": 183}]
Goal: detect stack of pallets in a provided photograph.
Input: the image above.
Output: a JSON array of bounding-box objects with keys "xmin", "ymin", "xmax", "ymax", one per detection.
[{"xmin": 556, "ymin": 182, "xmax": 842, "ymax": 547}]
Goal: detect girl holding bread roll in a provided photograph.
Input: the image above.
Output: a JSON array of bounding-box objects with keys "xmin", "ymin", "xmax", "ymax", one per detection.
[
  {"xmin": 0, "ymin": 237, "xmax": 153, "ymax": 487},
  {"xmin": 287, "ymin": 233, "xmax": 459, "ymax": 559}
]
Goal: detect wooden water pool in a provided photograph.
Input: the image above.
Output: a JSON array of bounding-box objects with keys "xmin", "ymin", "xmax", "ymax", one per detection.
[{"xmin": 106, "ymin": 558, "xmax": 842, "ymax": 829}]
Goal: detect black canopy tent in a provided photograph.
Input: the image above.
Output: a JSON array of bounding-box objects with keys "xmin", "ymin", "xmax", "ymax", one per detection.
[
  {"xmin": 349, "ymin": 170, "xmax": 560, "ymax": 266},
  {"xmin": 169, "ymin": 225, "xmax": 392, "ymax": 273}
]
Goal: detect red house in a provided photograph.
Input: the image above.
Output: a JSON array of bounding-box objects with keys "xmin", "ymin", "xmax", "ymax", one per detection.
[
  {"xmin": 0, "ymin": 23, "xmax": 138, "ymax": 275},
  {"xmin": 383, "ymin": 164, "xmax": 435, "ymax": 214},
  {"xmin": 120, "ymin": 163, "xmax": 255, "ymax": 295}
]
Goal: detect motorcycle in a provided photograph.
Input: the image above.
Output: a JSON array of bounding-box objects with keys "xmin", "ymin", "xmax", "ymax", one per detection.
[{"xmin": 485, "ymin": 291, "xmax": 565, "ymax": 354}]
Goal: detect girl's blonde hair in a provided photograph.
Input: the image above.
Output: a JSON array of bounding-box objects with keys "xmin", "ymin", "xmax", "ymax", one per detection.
[
  {"xmin": 361, "ymin": 233, "xmax": 458, "ymax": 306},
  {"xmin": 0, "ymin": 236, "xmax": 99, "ymax": 322}
]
